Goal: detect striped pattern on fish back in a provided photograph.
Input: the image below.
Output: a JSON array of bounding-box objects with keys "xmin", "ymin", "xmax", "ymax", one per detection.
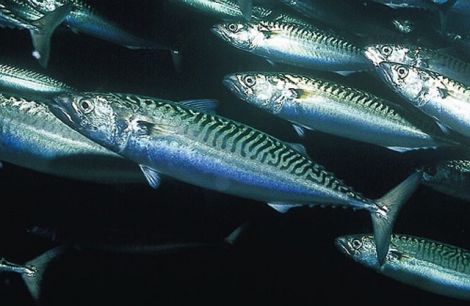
[
  {"xmin": 0, "ymin": 64, "xmax": 74, "ymax": 90},
  {"xmin": 432, "ymin": 50, "xmax": 470, "ymax": 77},
  {"xmin": 257, "ymin": 21, "xmax": 360, "ymax": 54},
  {"xmin": 393, "ymin": 235, "xmax": 470, "ymax": 274},
  {"xmin": 426, "ymin": 69, "xmax": 470, "ymax": 96},
  {"xmin": 279, "ymin": 74, "xmax": 411, "ymax": 123},
  {"xmin": 117, "ymin": 94, "xmax": 366, "ymax": 202}
]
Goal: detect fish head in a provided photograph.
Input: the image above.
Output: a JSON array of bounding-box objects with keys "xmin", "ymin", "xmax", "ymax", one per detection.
[
  {"xmin": 223, "ymin": 72, "xmax": 295, "ymax": 114},
  {"xmin": 364, "ymin": 44, "xmax": 413, "ymax": 66},
  {"xmin": 335, "ymin": 234, "xmax": 379, "ymax": 268},
  {"xmin": 48, "ymin": 93, "xmax": 132, "ymax": 150},
  {"xmin": 377, "ymin": 62, "xmax": 432, "ymax": 107},
  {"xmin": 211, "ymin": 22, "xmax": 263, "ymax": 51}
]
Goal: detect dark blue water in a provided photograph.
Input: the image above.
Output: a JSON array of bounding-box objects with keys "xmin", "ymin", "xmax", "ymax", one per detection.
[{"xmin": 0, "ymin": 1, "xmax": 470, "ymax": 305}]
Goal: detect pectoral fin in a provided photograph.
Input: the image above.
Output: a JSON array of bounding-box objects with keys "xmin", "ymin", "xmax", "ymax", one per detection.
[{"xmin": 139, "ymin": 165, "xmax": 161, "ymax": 189}]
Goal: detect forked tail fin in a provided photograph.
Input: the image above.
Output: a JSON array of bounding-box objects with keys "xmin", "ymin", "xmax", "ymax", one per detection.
[
  {"xmin": 22, "ymin": 246, "xmax": 66, "ymax": 302},
  {"xmin": 30, "ymin": 3, "xmax": 72, "ymax": 68},
  {"xmin": 370, "ymin": 171, "xmax": 422, "ymax": 265}
]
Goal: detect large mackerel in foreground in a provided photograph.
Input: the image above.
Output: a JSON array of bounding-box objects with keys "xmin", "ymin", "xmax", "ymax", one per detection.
[
  {"xmin": 337, "ymin": 233, "xmax": 470, "ymax": 301},
  {"xmin": 47, "ymin": 92, "xmax": 422, "ymax": 264},
  {"xmin": 0, "ymin": 93, "xmax": 142, "ymax": 183},
  {"xmin": 211, "ymin": 21, "xmax": 371, "ymax": 73},
  {"xmin": 224, "ymin": 72, "xmax": 453, "ymax": 152},
  {"xmin": 376, "ymin": 62, "xmax": 470, "ymax": 138}
]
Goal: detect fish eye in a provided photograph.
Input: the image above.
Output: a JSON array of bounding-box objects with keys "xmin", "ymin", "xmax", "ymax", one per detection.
[
  {"xmin": 243, "ymin": 75, "xmax": 256, "ymax": 87},
  {"xmin": 79, "ymin": 99, "xmax": 94, "ymax": 113},
  {"xmin": 228, "ymin": 23, "xmax": 239, "ymax": 32},
  {"xmin": 397, "ymin": 66, "xmax": 409, "ymax": 79},
  {"xmin": 381, "ymin": 46, "xmax": 392, "ymax": 56},
  {"xmin": 351, "ymin": 239, "xmax": 362, "ymax": 249}
]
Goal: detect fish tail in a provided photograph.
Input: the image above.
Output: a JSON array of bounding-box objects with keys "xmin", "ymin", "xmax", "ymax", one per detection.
[
  {"xmin": 370, "ymin": 171, "xmax": 422, "ymax": 265},
  {"xmin": 30, "ymin": 3, "xmax": 72, "ymax": 68},
  {"xmin": 21, "ymin": 246, "xmax": 66, "ymax": 302}
]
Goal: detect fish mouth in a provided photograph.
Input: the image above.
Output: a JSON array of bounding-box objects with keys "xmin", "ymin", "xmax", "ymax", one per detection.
[
  {"xmin": 334, "ymin": 237, "xmax": 351, "ymax": 256},
  {"xmin": 46, "ymin": 94, "xmax": 77, "ymax": 126},
  {"xmin": 223, "ymin": 74, "xmax": 244, "ymax": 97},
  {"xmin": 211, "ymin": 24, "xmax": 229, "ymax": 41},
  {"xmin": 364, "ymin": 48, "xmax": 384, "ymax": 67}
]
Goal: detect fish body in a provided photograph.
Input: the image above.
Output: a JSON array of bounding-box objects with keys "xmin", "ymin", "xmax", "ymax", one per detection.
[
  {"xmin": 46, "ymin": 92, "xmax": 423, "ymax": 263},
  {"xmin": 27, "ymin": 0, "xmax": 166, "ymax": 50},
  {"xmin": 0, "ymin": 93, "xmax": 142, "ymax": 183},
  {"xmin": 423, "ymin": 159, "xmax": 470, "ymax": 201},
  {"xmin": 172, "ymin": 0, "xmax": 311, "ymax": 27},
  {"xmin": 280, "ymin": 0, "xmax": 397, "ymax": 38},
  {"xmin": 365, "ymin": 43, "xmax": 470, "ymax": 85},
  {"xmin": 0, "ymin": 63, "xmax": 74, "ymax": 96},
  {"xmin": 211, "ymin": 21, "xmax": 371, "ymax": 73},
  {"xmin": 376, "ymin": 62, "xmax": 470, "ymax": 138},
  {"xmin": 336, "ymin": 234, "xmax": 470, "ymax": 301},
  {"xmin": 224, "ymin": 72, "xmax": 452, "ymax": 152}
]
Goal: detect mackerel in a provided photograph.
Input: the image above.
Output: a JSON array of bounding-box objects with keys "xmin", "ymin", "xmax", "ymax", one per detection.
[
  {"xmin": 47, "ymin": 92, "xmax": 423, "ymax": 264},
  {"xmin": 211, "ymin": 21, "xmax": 371, "ymax": 73},
  {"xmin": 365, "ymin": 43, "xmax": 470, "ymax": 85},
  {"xmin": 337, "ymin": 234, "xmax": 470, "ymax": 301},
  {"xmin": 376, "ymin": 62, "xmax": 470, "ymax": 138},
  {"xmin": 0, "ymin": 93, "xmax": 142, "ymax": 183},
  {"xmin": 224, "ymin": 72, "xmax": 453, "ymax": 152}
]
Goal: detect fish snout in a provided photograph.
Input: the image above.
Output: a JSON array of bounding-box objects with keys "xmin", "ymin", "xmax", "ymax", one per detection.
[
  {"xmin": 335, "ymin": 237, "xmax": 352, "ymax": 256},
  {"xmin": 223, "ymin": 74, "xmax": 243, "ymax": 95}
]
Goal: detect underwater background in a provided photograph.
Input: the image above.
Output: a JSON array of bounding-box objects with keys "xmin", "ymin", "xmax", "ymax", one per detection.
[{"xmin": 0, "ymin": 1, "xmax": 469, "ymax": 305}]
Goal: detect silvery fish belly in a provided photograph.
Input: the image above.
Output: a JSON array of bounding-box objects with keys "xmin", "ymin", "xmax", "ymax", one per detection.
[
  {"xmin": 0, "ymin": 93, "xmax": 142, "ymax": 183},
  {"xmin": 47, "ymin": 92, "xmax": 423, "ymax": 264},
  {"xmin": 423, "ymin": 160, "xmax": 470, "ymax": 201},
  {"xmin": 0, "ymin": 63, "xmax": 74, "ymax": 96},
  {"xmin": 365, "ymin": 44, "xmax": 470, "ymax": 86},
  {"xmin": 376, "ymin": 62, "xmax": 470, "ymax": 138},
  {"xmin": 211, "ymin": 21, "xmax": 371, "ymax": 73},
  {"xmin": 223, "ymin": 72, "xmax": 452, "ymax": 152},
  {"xmin": 336, "ymin": 234, "xmax": 470, "ymax": 301}
]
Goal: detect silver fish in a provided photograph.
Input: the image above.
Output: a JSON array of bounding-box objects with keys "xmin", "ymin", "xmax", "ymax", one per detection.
[
  {"xmin": 0, "ymin": 93, "xmax": 142, "ymax": 183},
  {"xmin": 0, "ymin": 246, "xmax": 65, "ymax": 302},
  {"xmin": 423, "ymin": 159, "xmax": 470, "ymax": 201},
  {"xmin": 0, "ymin": 63, "xmax": 74, "ymax": 96},
  {"xmin": 376, "ymin": 62, "xmax": 470, "ymax": 138},
  {"xmin": 22, "ymin": 0, "xmax": 180, "ymax": 65},
  {"xmin": 365, "ymin": 43, "xmax": 470, "ymax": 86},
  {"xmin": 0, "ymin": 2, "xmax": 72, "ymax": 67},
  {"xmin": 172, "ymin": 0, "xmax": 311, "ymax": 27},
  {"xmin": 336, "ymin": 234, "xmax": 470, "ymax": 301},
  {"xmin": 211, "ymin": 21, "xmax": 371, "ymax": 73},
  {"xmin": 223, "ymin": 72, "xmax": 453, "ymax": 152},
  {"xmin": 46, "ymin": 92, "xmax": 423, "ymax": 264}
]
